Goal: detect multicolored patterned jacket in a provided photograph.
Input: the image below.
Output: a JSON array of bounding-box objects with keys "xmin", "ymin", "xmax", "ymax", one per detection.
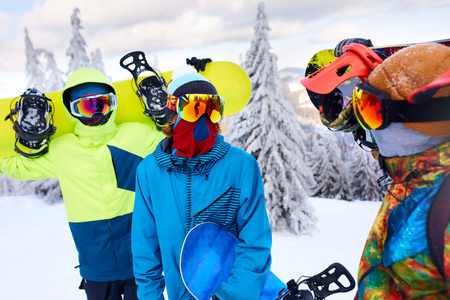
[{"xmin": 356, "ymin": 141, "xmax": 450, "ymax": 299}]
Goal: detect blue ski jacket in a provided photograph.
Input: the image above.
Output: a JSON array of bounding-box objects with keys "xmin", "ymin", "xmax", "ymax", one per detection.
[{"xmin": 132, "ymin": 135, "xmax": 272, "ymax": 300}]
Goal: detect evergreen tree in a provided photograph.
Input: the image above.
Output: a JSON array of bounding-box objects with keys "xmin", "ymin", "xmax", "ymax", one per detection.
[
  {"xmin": 66, "ymin": 7, "xmax": 91, "ymax": 74},
  {"xmin": 15, "ymin": 8, "xmax": 113, "ymax": 205},
  {"xmin": 24, "ymin": 28, "xmax": 46, "ymax": 91},
  {"xmin": 225, "ymin": 2, "xmax": 317, "ymax": 234},
  {"xmin": 349, "ymin": 147, "xmax": 384, "ymax": 201},
  {"xmin": 306, "ymin": 133, "xmax": 327, "ymax": 190},
  {"xmin": 0, "ymin": 174, "xmax": 61, "ymax": 204},
  {"xmin": 91, "ymin": 48, "xmax": 107, "ymax": 76},
  {"xmin": 42, "ymin": 50, "xmax": 65, "ymax": 91},
  {"xmin": 308, "ymin": 132, "xmax": 351, "ymax": 200}
]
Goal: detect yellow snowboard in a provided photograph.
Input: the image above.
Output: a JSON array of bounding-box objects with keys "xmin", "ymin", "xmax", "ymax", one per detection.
[{"xmin": 0, "ymin": 61, "xmax": 251, "ymax": 158}]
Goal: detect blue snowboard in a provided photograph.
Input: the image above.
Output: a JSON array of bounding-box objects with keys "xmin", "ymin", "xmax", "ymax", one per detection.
[{"xmin": 179, "ymin": 222, "xmax": 287, "ymax": 300}]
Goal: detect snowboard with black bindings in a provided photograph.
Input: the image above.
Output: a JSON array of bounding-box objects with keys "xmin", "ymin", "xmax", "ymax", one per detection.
[
  {"xmin": 302, "ymin": 39, "xmax": 450, "ymax": 108},
  {"xmin": 179, "ymin": 222, "xmax": 356, "ymax": 300}
]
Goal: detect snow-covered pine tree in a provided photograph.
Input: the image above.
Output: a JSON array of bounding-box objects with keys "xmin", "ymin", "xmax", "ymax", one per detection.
[
  {"xmin": 29, "ymin": 178, "xmax": 62, "ymax": 204},
  {"xmin": 42, "ymin": 50, "xmax": 65, "ymax": 91},
  {"xmin": 0, "ymin": 174, "xmax": 62, "ymax": 204},
  {"xmin": 225, "ymin": 2, "xmax": 317, "ymax": 234},
  {"xmin": 305, "ymin": 132, "xmax": 327, "ymax": 189},
  {"xmin": 18, "ymin": 30, "xmax": 63, "ymax": 204},
  {"xmin": 348, "ymin": 147, "xmax": 384, "ymax": 201},
  {"xmin": 24, "ymin": 28, "xmax": 46, "ymax": 91},
  {"xmin": 66, "ymin": 7, "xmax": 91, "ymax": 74},
  {"xmin": 91, "ymin": 48, "xmax": 107, "ymax": 76},
  {"xmin": 308, "ymin": 132, "xmax": 351, "ymax": 200}
]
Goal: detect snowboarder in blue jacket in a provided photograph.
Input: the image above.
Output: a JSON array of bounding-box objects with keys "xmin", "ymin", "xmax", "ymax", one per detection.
[{"xmin": 132, "ymin": 65, "xmax": 273, "ymax": 300}]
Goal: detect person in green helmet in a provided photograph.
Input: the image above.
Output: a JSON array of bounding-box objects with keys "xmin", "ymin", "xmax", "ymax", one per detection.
[{"xmin": 0, "ymin": 67, "xmax": 165, "ymax": 300}]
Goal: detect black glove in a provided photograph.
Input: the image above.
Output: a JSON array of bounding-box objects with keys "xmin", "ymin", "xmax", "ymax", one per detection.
[
  {"xmin": 186, "ymin": 57, "xmax": 212, "ymax": 72},
  {"xmin": 334, "ymin": 38, "xmax": 373, "ymax": 57}
]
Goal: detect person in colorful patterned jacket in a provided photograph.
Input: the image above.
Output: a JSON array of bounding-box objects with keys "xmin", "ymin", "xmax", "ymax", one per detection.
[
  {"xmin": 0, "ymin": 67, "xmax": 165, "ymax": 299},
  {"xmin": 131, "ymin": 65, "xmax": 272, "ymax": 300},
  {"xmin": 352, "ymin": 43, "xmax": 450, "ymax": 299},
  {"xmin": 301, "ymin": 40, "xmax": 450, "ymax": 299}
]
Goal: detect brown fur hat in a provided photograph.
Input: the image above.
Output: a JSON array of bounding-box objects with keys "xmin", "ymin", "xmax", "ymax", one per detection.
[{"xmin": 368, "ymin": 42, "xmax": 450, "ymax": 137}]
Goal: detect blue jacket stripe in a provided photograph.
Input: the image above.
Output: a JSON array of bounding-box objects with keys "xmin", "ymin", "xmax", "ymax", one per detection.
[
  {"xmin": 193, "ymin": 187, "xmax": 241, "ymax": 237},
  {"xmin": 107, "ymin": 145, "xmax": 143, "ymax": 191}
]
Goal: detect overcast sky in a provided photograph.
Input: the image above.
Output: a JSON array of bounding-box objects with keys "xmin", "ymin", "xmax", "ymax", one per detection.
[{"xmin": 0, "ymin": 0, "xmax": 449, "ymax": 98}]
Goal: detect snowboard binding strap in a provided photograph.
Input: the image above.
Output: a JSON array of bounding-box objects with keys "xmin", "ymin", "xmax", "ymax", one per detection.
[
  {"xmin": 301, "ymin": 43, "xmax": 383, "ymax": 95},
  {"xmin": 278, "ymin": 262, "xmax": 356, "ymax": 300},
  {"xmin": 5, "ymin": 88, "xmax": 56, "ymax": 158},
  {"xmin": 119, "ymin": 51, "xmax": 168, "ymax": 129}
]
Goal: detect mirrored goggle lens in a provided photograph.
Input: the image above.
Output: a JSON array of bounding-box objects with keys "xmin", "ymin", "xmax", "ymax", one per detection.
[
  {"xmin": 352, "ymin": 87, "xmax": 383, "ymax": 130},
  {"xmin": 73, "ymin": 94, "xmax": 115, "ymax": 118},
  {"xmin": 178, "ymin": 94, "xmax": 224, "ymax": 123}
]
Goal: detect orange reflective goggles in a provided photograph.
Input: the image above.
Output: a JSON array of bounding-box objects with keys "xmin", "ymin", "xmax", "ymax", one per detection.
[
  {"xmin": 166, "ymin": 94, "xmax": 224, "ymax": 123},
  {"xmin": 70, "ymin": 93, "xmax": 117, "ymax": 118},
  {"xmin": 352, "ymin": 83, "xmax": 450, "ymax": 130}
]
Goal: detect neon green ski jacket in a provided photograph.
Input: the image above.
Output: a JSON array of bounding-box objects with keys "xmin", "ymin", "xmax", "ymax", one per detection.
[{"xmin": 0, "ymin": 68, "xmax": 165, "ymax": 281}]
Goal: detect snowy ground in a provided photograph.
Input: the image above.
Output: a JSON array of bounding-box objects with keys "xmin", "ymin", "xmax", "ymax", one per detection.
[{"xmin": 0, "ymin": 195, "xmax": 381, "ymax": 300}]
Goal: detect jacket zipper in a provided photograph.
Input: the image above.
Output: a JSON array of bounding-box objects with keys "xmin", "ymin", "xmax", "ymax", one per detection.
[{"xmin": 186, "ymin": 171, "xmax": 192, "ymax": 233}]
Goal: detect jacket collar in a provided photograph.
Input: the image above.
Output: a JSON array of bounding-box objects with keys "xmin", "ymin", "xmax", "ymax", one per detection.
[
  {"xmin": 154, "ymin": 135, "xmax": 230, "ymax": 175},
  {"xmin": 72, "ymin": 117, "xmax": 118, "ymax": 147},
  {"xmin": 384, "ymin": 141, "xmax": 450, "ymax": 186}
]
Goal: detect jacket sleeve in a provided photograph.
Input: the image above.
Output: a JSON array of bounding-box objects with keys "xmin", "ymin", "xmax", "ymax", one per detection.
[
  {"xmin": 215, "ymin": 157, "xmax": 272, "ymax": 300},
  {"xmin": 132, "ymin": 161, "xmax": 165, "ymax": 300},
  {"xmin": 0, "ymin": 152, "xmax": 56, "ymax": 181}
]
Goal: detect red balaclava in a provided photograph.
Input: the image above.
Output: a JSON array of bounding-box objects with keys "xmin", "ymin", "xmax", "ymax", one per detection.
[
  {"xmin": 172, "ymin": 115, "xmax": 217, "ymax": 157},
  {"xmin": 167, "ymin": 66, "xmax": 220, "ymax": 158}
]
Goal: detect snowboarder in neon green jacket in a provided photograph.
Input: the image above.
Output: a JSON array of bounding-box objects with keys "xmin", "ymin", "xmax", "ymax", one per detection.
[{"xmin": 0, "ymin": 67, "xmax": 165, "ymax": 299}]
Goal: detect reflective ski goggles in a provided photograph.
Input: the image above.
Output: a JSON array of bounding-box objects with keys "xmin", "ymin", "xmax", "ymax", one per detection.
[
  {"xmin": 166, "ymin": 94, "xmax": 224, "ymax": 123},
  {"xmin": 70, "ymin": 93, "xmax": 117, "ymax": 118},
  {"xmin": 353, "ymin": 82, "xmax": 450, "ymax": 130}
]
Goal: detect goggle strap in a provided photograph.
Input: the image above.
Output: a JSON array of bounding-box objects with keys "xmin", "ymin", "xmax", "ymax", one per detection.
[
  {"xmin": 353, "ymin": 127, "xmax": 378, "ymax": 150},
  {"xmin": 388, "ymin": 97, "xmax": 450, "ymax": 123}
]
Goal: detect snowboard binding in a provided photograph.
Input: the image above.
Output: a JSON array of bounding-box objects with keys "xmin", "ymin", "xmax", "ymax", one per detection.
[
  {"xmin": 5, "ymin": 88, "xmax": 56, "ymax": 157},
  {"xmin": 119, "ymin": 51, "xmax": 168, "ymax": 129},
  {"xmin": 277, "ymin": 263, "xmax": 356, "ymax": 300}
]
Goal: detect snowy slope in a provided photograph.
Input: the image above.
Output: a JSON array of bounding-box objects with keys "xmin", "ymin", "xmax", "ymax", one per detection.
[{"xmin": 0, "ymin": 196, "xmax": 380, "ymax": 300}]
